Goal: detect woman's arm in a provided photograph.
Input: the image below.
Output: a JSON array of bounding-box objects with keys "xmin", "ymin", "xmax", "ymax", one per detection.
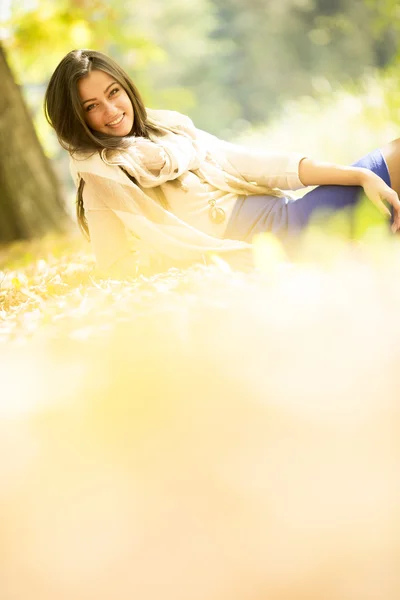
[
  {"xmin": 80, "ymin": 175, "xmax": 140, "ymax": 275},
  {"xmin": 299, "ymin": 158, "xmax": 400, "ymax": 229},
  {"xmin": 200, "ymin": 132, "xmax": 307, "ymax": 191},
  {"xmin": 299, "ymin": 159, "xmax": 373, "ymax": 187},
  {"xmin": 85, "ymin": 208, "xmax": 136, "ymax": 272}
]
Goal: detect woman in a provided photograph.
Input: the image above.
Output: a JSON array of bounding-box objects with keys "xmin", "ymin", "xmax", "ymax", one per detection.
[{"xmin": 44, "ymin": 49, "xmax": 400, "ymax": 275}]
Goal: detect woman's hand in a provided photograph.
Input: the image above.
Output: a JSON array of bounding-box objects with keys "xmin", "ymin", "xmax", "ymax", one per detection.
[{"xmin": 359, "ymin": 170, "xmax": 400, "ymax": 233}]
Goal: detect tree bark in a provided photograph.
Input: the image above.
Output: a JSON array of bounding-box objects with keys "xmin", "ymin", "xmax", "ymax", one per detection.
[{"xmin": 0, "ymin": 44, "xmax": 69, "ymax": 243}]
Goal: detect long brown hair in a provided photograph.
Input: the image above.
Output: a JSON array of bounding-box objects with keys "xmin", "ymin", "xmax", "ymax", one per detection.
[{"xmin": 44, "ymin": 49, "xmax": 163, "ymax": 240}]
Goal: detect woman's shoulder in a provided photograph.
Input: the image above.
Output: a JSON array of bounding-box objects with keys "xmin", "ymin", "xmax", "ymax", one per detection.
[
  {"xmin": 146, "ymin": 108, "xmax": 196, "ymax": 134},
  {"xmin": 69, "ymin": 149, "xmax": 102, "ymax": 175},
  {"xmin": 69, "ymin": 150, "xmax": 127, "ymax": 185}
]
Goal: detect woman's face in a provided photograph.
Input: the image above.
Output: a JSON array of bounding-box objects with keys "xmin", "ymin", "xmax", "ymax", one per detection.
[{"xmin": 78, "ymin": 69, "xmax": 134, "ymax": 136}]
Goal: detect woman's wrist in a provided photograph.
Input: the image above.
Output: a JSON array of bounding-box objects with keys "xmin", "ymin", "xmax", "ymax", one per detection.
[{"xmin": 356, "ymin": 167, "xmax": 377, "ymax": 187}]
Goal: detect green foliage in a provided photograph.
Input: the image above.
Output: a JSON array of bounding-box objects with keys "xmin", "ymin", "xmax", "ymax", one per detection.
[
  {"xmin": 3, "ymin": 0, "xmax": 399, "ymax": 137},
  {"xmin": 6, "ymin": 0, "xmax": 162, "ymax": 84},
  {"xmin": 208, "ymin": 0, "xmax": 399, "ymax": 126},
  {"xmin": 4, "ymin": 0, "xmax": 231, "ymax": 150},
  {"xmin": 236, "ymin": 69, "xmax": 400, "ymax": 165}
]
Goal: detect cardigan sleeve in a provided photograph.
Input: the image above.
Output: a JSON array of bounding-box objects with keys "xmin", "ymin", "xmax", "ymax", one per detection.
[
  {"xmin": 197, "ymin": 129, "xmax": 307, "ymax": 191},
  {"xmin": 82, "ymin": 175, "xmax": 140, "ymax": 274},
  {"xmin": 84, "ymin": 208, "xmax": 135, "ymax": 272}
]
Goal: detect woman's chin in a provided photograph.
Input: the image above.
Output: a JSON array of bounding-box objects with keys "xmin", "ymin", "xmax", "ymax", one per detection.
[{"xmin": 108, "ymin": 127, "xmax": 132, "ymax": 137}]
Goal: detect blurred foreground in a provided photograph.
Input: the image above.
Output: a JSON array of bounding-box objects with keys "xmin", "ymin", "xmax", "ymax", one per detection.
[{"xmin": 0, "ymin": 229, "xmax": 399, "ymax": 599}]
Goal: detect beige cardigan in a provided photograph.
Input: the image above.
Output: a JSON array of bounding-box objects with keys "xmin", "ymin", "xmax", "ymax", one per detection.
[{"xmin": 69, "ymin": 109, "xmax": 306, "ymax": 274}]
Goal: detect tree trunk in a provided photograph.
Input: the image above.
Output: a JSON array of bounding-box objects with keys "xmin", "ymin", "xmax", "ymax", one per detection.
[{"xmin": 0, "ymin": 44, "xmax": 69, "ymax": 243}]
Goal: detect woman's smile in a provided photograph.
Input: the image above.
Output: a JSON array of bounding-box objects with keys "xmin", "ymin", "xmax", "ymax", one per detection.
[{"xmin": 106, "ymin": 113, "xmax": 125, "ymax": 127}]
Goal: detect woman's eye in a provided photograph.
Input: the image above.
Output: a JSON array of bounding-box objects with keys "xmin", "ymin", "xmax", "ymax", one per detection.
[{"xmin": 85, "ymin": 89, "xmax": 119, "ymax": 112}]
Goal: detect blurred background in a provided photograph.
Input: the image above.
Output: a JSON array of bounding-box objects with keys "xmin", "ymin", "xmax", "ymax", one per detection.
[{"xmin": 1, "ymin": 0, "xmax": 400, "ymax": 238}]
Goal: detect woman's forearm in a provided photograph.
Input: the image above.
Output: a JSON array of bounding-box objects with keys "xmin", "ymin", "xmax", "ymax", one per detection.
[{"xmin": 298, "ymin": 158, "xmax": 370, "ymax": 187}]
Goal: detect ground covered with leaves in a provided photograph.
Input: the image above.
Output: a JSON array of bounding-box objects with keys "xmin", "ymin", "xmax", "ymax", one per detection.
[{"xmin": 0, "ymin": 231, "xmax": 399, "ymax": 600}]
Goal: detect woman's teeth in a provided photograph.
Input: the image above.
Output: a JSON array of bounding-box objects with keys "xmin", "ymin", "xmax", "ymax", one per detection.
[{"xmin": 107, "ymin": 114, "xmax": 125, "ymax": 126}]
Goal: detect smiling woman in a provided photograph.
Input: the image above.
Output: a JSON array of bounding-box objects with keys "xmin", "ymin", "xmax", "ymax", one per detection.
[{"xmin": 44, "ymin": 49, "xmax": 400, "ymax": 276}]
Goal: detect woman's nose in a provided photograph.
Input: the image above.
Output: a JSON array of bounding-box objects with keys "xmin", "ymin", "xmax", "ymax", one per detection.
[{"xmin": 103, "ymin": 99, "xmax": 117, "ymax": 117}]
